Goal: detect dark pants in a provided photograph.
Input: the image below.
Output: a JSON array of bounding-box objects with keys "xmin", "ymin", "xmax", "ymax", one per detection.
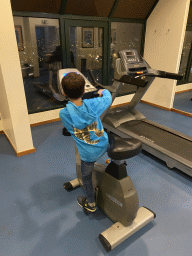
[{"xmin": 81, "ymin": 160, "xmax": 96, "ymax": 203}]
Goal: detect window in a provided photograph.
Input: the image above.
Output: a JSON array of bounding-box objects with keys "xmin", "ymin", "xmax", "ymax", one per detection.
[{"xmin": 13, "ymin": 17, "xmax": 62, "ymax": 114}]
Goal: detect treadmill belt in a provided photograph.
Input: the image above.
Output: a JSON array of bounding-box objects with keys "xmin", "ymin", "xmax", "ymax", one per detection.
[{"xmin": 120, "ymin": 120, "xmax": 192, "ymax": 162}]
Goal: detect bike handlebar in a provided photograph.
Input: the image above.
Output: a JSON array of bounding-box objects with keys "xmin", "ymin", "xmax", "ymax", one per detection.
[{"xmin": 88, "ymin": 69, "xmax": 105, "ymax": 89}]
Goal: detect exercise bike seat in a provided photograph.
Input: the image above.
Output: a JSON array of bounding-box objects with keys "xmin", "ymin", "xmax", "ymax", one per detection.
[{"xmin": 107, "ymin": 132, "xmax": 142, "ymax": 160}]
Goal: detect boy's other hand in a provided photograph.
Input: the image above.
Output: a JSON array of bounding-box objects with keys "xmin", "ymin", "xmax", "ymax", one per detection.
[{"xmin": 97, "ymin": 89, "xmax": 105, "ymax": 97}]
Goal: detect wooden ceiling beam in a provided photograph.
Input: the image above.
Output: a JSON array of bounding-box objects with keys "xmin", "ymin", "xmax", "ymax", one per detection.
[
  {"xmin": 60, "ymin": 0, "xmax": 69, "ymax": 15},
  {"xmin": 145, "ymin": 0, "xmax": 159, "ymax": 20},
  {"xmin": 108, "ymin": 0, "xmax": 120, "ymax": 18}
]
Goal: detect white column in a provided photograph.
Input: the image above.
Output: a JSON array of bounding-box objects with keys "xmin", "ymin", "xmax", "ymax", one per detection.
[
  {"xmin": 0, "ymin": 0, "xmax": 35, "ymax": 156},
  {"xmin": 143, "ymin": 0, "xmax": 190, "ymax": 109}
]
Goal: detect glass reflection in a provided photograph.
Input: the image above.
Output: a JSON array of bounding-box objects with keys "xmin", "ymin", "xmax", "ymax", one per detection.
[
  {"xmin": 178, "ymin": 30, "xmax": 192, "ymax": 83},
  {"xmin": 13, "ymin": 17, "xmax": 63, "ymax": 114},
  {"xmin": 69, "ymin": 27, "xmax": 103, "ymax": 85},
  {"xmin": 174, "ymin": 30, "xmax": 192, "ymax": 114},
  {"xmin": 110, "ymin": 22, "xmax": 143, "ymax": 96}
]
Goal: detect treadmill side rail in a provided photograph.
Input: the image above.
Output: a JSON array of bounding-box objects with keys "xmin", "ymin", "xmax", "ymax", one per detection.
[{"xmin": 104, "ymin": 122, "xmax": 192, "ymax": 176}]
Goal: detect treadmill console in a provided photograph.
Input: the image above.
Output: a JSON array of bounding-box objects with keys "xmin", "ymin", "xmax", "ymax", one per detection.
[
  {"xmin": 57, "ymin": 68, "xmax": 97, "ymax": 96},
  {"xmin": 118, "ymin": 49, "xmax": 149, "ymax": 77}
]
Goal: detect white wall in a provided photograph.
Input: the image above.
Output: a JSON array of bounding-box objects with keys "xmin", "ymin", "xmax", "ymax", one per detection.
[
  {"xmin": 0, "ymin": 0, "xmax": 34, "ymax": 154},
  {"xmin": 176, "ymin": 83, "xmax": 192, "ymax": 92},
  {"xmin": 143, "ymin": 0, "xmax": 190, "ymax": 109}
]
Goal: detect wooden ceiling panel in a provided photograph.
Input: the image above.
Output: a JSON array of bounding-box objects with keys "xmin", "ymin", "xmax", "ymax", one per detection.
[
  {"xmin": 113, "ymin": 0, "xmax": 156, "ymax": 19},
  {"xmin": 64, "ymin": 0, "xmax": 116, "ymax": 17},
  {"xmin": 11, "ymin": 0, "xmax": 157, "ymax": 19},
  {"xmin": 11, "ymin": 0, "xmax": 61, "ymax": 14},
  {"xmin": 95, "ymin": 0, "xmax": 116, "ymax": 17}
]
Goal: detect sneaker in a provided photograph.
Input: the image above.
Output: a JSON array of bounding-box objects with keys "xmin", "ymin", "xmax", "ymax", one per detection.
[{"xmin": 77, "ymin": 196, "xmax": 96, "ymax": 213}]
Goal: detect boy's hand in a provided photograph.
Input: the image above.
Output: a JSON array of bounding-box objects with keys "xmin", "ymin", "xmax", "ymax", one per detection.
[{"xmin": 97, "ymin": 89, "xmax": 105, "ymax": 97}]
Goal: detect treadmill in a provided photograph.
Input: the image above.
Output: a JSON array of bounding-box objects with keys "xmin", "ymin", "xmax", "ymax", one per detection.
[{"xmin": 101, "ymin": 49, "xmax": 192, "ymax": 177}]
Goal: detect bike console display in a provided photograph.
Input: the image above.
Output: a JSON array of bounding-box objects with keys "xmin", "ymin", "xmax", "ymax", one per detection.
[{"xmin": 57, "ymin": 68, "xmax": 97, "ymax": 97}]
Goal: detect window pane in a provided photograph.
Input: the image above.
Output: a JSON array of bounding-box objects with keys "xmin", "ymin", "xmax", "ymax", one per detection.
[
  {"xmin": 178, "ymin": 30, "xmax": 192, "ymax": 84},
  {"xmin": 110, "ymin": 22, "xmax": 143, "ymax": 96},
  {"xmin": 13, "ymin": 17, "xmax": 63, "ymax": 114},
  {"xmin": 187, "ymin": 33, "xmax": 192, "ymax": 82},
  {"xmin": 69, "ymin": 26, "xmax": 103, "ymax": 85}
]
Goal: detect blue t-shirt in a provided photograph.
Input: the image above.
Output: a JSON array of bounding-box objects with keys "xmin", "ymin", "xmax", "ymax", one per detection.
[{"xmin": 59, "ymin": 90, "xmax": 112, "ymax": 162}]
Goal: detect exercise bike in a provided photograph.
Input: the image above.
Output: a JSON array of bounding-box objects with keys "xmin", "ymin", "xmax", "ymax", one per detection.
[
  {"xmin": 62, "ymin": 68, "xmax": 156, "ymax": 252},
  {"xmin": 34, "ymin": 47, "xmax": 78, "ymax": 104}
]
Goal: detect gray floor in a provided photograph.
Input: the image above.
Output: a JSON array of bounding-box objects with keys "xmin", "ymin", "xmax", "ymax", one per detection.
[{"xmin": 0, "ymin": 102, "xmax": 192, "ymax": 256}]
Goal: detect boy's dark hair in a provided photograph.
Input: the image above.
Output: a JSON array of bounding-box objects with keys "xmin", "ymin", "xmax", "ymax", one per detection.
[{"xmin": 61, "ymin": 72, "xmax": 85, "ymax": 100}]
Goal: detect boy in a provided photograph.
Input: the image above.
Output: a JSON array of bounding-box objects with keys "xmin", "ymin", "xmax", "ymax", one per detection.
[{"xmin": 59, "ymin": 72, "xmax": 112, "ymax": 213}]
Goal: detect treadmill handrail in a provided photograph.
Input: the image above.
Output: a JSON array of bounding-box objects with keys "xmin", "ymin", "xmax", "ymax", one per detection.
[
  {"xmin": 145, "ymin": 69, "xmax": 183, "ymax": 80},
  {"xmin": 115, "ymin": 75, "xmax": 148, "ymax": 87}
]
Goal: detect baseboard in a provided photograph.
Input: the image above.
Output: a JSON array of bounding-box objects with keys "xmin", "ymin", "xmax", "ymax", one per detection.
[
  {"xmin": 1, "ymin": 130, "xmax": 36, "ymax": 157},
  {"xmin": 175, "ymin": 89, "xmax": 192, "ymax": 94},
  {"xmin": 171, "ymin": 108, "xmax": 192, "ymax": 117},
  {"xmin": 140, "ymin": 100, "xmax": 171, "ymax": 111},
  {"xmin": 141, "ymin": 100, "xmax": 192, "ymax": 117},
  {"xmin": 16, "ymin": 148, "xmax": 36, "ymax": 157},
  {"xmin": 30, "ymin": 118, "xmax": 61, "ymax": 127}
]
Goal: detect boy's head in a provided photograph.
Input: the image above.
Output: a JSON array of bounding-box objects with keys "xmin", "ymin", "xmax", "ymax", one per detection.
[{"xmin": 61, "ymin": 72, "xmax": 85, "ymax": 100}]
